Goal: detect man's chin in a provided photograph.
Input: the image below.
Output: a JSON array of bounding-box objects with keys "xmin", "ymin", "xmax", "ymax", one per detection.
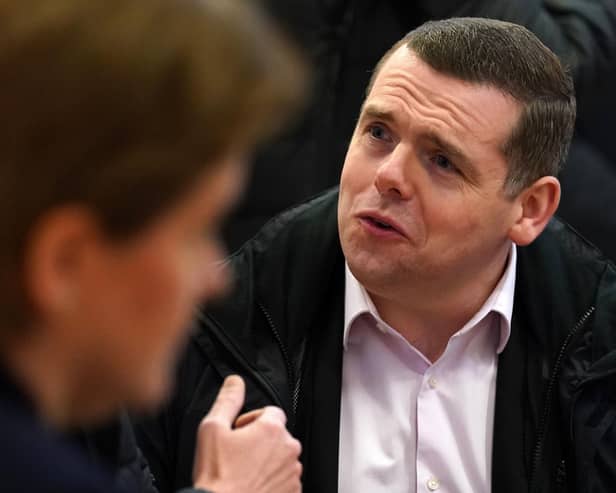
[{"xmin": 348, "ymin": 256, "xmax": 401, "ymax": 285}]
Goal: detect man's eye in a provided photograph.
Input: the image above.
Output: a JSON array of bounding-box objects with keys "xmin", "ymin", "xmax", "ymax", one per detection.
[
  {"xmin": 368, "ymin": 124, "xmax": 387, "ymax": 140},
  {"xmin": 433, "ymin": 154, "xmax": 454, "ymax": 171}
]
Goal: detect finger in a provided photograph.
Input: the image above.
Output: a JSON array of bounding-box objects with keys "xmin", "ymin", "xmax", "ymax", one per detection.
[
  {"xmin": 203, "ymin": 375, "xmax": 246, "ymax": 427},
  {"xmin": 257, "ymin": 405, "xmax": 287, "ymax": 426},
  {"xmin": 234, "ymin": 408, "xmax": 265, "ymax": 428}
]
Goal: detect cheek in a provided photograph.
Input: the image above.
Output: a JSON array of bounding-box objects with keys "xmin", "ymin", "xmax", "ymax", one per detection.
[
  {"xmin": 340, "ymin": 147, "xmax": 374, "ymax": 191},
  {"xmin": 340, "ymin": 164, "xmax": 374, "ymax": 220},
  {"xmin": 120, "ymin": 254, "xmax": 191, "ymax": 391},
  {"xmin": 71, "ymin": 259, "xmax": 185, "ymax": 408},
  {"xmin": 101, "ymin": 247, "xmax": 190, "ymax": 352},
  {"xmin": 132, "ymin": 256, "xmax": 183, "ymax": 319},
  {"xmin": 195, "ymin": 262, "xmax": 229, "ymax": 304},
  {"xmin": 183, "ymin": 239, "xmax": 229, "ymax": 303},
  {"xmin": 425, "ymin": 194, "xmax": 510, "ymax": 257},
  {"xmin": 422, "ymin": 195, "xmax": 483, "ymax": 243}
]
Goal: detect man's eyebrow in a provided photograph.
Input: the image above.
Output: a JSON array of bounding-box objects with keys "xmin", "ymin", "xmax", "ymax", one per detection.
[{"xmin": 359, "ymin": 103, "xmax": 396, "ymax": 124}]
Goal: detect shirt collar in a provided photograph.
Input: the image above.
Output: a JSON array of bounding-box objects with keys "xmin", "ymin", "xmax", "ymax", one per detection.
[{"xmin": 343, "ymin": 244, "xmax": 517, "ymax": 353}]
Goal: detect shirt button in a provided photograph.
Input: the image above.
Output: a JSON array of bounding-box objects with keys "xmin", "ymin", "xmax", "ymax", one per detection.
[
  {"xmin": 427, "ymin": 477, "xmax": 440, "ymax": 491},
  {"xmin": 428, "ymin": 377, "xmax": 438, "ymax": 389}
]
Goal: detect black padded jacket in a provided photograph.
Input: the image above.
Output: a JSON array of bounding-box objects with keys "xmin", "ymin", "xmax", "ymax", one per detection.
[{"xmin": 137, "ymin": 189, "xmax": 616, "ymax": 493}]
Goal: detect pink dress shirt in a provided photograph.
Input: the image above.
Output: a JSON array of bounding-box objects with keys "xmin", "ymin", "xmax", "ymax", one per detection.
[{"xmin": 338, "ymin": 246, "xmax": 516, "ymax": 493}]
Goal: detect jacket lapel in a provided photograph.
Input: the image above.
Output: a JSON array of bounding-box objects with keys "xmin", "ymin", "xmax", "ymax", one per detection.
[
  {"xmin": 295, "ymin": 256, "xmax": 345, "ymax": 493},
  {"xmin": 492, "ymin": 309, "xmax": 532, "ymax": 492}
]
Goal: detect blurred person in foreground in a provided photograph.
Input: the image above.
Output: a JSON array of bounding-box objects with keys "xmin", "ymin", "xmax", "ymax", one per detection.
[
  {"xmin": 0, "ymin": 0, "xmax": 305, "ymax": 492},
  {"xmin": 137, "ymin": 17, "xmax": 616, "ymax": 493}
]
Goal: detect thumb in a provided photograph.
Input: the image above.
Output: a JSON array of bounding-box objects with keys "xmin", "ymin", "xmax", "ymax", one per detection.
[{"xmin": 204, "ymin": 375, "xmax": 246, "ymax": 427}]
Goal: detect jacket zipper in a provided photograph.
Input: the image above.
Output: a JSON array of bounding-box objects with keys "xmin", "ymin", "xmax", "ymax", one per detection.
[
  {"xmin": 196, "ymin": 311, "xmax": 287, "ymax": 413},
  {"xmin": 257, "ymin": 302, "xmax": 300, "ymax": 419},
  {"xmin": 529, "ymin": 305, "xmax": 595, "ymax": 491},
  {"xmin": 555, "ymin": 459, "xmax": 566, "ymax": 491}
]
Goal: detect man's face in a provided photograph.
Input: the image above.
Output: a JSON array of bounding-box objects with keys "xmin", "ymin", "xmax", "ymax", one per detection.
[{"xmin": 338, "ymin": 47, "xmax": 523, "ymax": 298}]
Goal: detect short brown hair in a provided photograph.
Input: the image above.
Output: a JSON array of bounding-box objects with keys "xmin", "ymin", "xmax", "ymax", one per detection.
[
  {"xmin": 0, "ymin": 0, "xmax": 304, "ymax": 331},
  {"xmin": 366, "ymin": 17, "xmax": 576, "ymax": 196}
]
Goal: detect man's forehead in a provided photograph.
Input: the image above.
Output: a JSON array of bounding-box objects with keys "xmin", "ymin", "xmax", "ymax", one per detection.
[
  {"xmin": 365, "ymin": 46, "xmax": 522, "ymax": 139},
  {"xmin": 386, "ymin": 44, "xmax": 416, "ymax": 66},
  {"xmin": 369, "ymin": 45, "xmax": 417, "ymax": 91}
]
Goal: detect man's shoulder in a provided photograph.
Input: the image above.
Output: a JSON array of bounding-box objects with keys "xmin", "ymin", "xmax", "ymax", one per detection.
[
  {"xmin": 230, "ymin": 187, "xmax": 340, "ymax": 263},
  {"xmin": 194, "ymin": 186, "xmax": 343, "ymax": 360},
  {"xmin": 515, "ymin": 216, "xmax": 616, "ymax": 356},
  {"xmin": 0, "ymin": 403, "xmax": 120, "ymax": 493},
  {"xmin": 214, "ymin": 187, "xmax": 343, "ymax": 314},
  {"xmin": 520, "ymin": 216, "xmax": 614, "ymax": 286}
]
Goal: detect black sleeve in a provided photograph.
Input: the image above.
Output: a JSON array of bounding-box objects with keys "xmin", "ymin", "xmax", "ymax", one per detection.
[
  {"xmin": 414, "ymin": 0, "xmax": 616, "ymax": 103},
  {"xmin": 569, "ymin": 377, "xmax": 616, "ymax": 491},
  {"xmin": 134, "ymin": 338, "xmax": 225, "ymax": 493}
]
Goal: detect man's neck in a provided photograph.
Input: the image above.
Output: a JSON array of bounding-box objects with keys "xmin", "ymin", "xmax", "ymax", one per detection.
[{"xmin": 368, "ymin": 249, "xmax": 511, "ymax": 362}]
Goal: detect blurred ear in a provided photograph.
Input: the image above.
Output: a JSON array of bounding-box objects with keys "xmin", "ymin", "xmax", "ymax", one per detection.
[
  {"xmin": 508, "ymin": 176, "xmax": 561, "ymax": 246},
  {"xmin": 23, "ymin": 207, "xmax": 102, "ymax": 321}
]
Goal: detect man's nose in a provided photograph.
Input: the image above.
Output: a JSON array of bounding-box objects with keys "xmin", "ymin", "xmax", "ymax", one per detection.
[{"xmin": 374, "ymin": 145, "xmax": 414, "ymax": 200}]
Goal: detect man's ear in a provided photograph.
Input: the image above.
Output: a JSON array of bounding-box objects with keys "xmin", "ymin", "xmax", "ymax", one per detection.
[
  {"xmin": 508, "ymin": 176, "xmax": 561, "ymax": 246},
  {"xmin": 23, "ymin": 207, "xmax": 101, "ymax": 320}
]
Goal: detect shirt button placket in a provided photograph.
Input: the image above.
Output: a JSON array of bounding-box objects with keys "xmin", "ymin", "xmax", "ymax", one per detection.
[{"xmin": 426, "ymin": 477, "xmax": 440, "ymax": 491}]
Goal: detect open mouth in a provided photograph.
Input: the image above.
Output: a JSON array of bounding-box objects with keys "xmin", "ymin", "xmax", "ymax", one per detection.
[
  {"xmin": 360, "ymin": 215, "xmax": 405, "ymax": 237},
  {"xmin": 367, "ymin": 217, "xmax": 395, "ymax": 230}
]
